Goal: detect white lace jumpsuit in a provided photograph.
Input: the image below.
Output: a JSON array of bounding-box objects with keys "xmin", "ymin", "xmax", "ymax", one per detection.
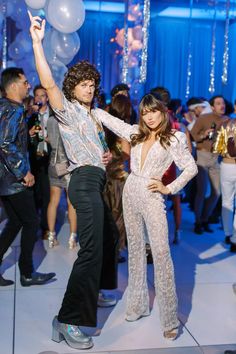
[{"xmin": 97, "ymin": 109, "xmax": 198, "ymax": 331}]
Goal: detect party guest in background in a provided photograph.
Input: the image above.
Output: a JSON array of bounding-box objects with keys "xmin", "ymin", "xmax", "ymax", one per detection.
[
  {"xmin": 104, "ymin": 94, "xmax": 131, "ymax": 263},
  {"xmin": 46, "ymin": 111, "xmax": 78, "ymax": 249},
  {"xmin": 0, "ymin": 67, "xmax": 55, "ymax": 287},
  {"xmin": 221, "ymin": 119, "xmax": 236, "ymax": 354},
  {"xmin": 190, "ymin": 95, "xmax": 229, "ymax": 234},
  {"xmin": 215, "ymin": 120, "xmax": 236, "ymax": 251},
  {"xmin": 108, "ymin": 83, "xmax": 137, "ymax": 124},
  {"xmin": 187, "ymin": 97, "xmax": 213, "ymax": 129},
  {"xmin": 29, "ymin": 12, "xmax": 118, "ymax": 350},
  {"xmin": 28, "ymin": 85, "xmax": 51, "ymax": 238}
]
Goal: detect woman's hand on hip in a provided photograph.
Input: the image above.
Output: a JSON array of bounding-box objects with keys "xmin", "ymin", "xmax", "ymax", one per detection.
[{"xmin": 147, "ymin": 178, "xmax": 170, "ymax": 195}]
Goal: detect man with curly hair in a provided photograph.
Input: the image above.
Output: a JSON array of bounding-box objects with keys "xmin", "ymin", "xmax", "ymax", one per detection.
[{"xmin": 29, "ymin": 13, "xmax": 119, "ymax": 350}]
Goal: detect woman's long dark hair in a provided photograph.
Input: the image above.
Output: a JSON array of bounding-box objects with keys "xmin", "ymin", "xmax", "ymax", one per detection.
[
  {"xmin": 131, "ymin": 93, "xmax": 175, "ymax": 148},
  {"xmin": 107, "ymin": 94, "xmax": 132, "ymax": 149}
]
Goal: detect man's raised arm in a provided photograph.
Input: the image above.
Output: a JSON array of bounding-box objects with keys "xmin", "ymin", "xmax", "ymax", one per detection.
[{"xmin": 28, "ymin": 11, "xmax": 63, "ymax": 110}]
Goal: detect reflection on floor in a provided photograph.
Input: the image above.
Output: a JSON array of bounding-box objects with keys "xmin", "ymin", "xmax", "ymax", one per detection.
[{"xmin": 0, "ymin": 200, "xmax": 236, "ymax": 354}]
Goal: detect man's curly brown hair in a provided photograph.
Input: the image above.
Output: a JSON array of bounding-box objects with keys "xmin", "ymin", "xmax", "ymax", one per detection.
[{"xmin": 62, "ymin": 61, "xmax": 101, "ymax": 104}]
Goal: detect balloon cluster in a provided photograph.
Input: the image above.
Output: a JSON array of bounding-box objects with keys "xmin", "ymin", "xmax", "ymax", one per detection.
[
  {"xmin": 115, "ymin": 26, "xmax": 143, "ymax": 54},
  {"xmin": 112, "ymin": 1, "xmax": 143, "ymax": 70},
  {"xmin": 115, "ymin": 0, "xmax": 149, "ymax": 105},
  {"xmin": 0, "ymin": 0, "xmax": 85, "ymax": 88}
]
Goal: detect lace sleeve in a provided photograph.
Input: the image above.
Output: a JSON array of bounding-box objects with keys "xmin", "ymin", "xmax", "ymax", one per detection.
[
  {"xmin": 166, "ymin": 131, "xmax": 198, "ymax": 194},
  {"xmin": 96, "ymin": 108, "xmax": 138, "ymax": 142}
]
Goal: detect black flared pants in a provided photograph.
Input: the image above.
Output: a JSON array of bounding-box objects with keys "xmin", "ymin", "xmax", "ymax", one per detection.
[{"xmin": 58, "ymin": 166, "xmax": 118, "ymax": 327}]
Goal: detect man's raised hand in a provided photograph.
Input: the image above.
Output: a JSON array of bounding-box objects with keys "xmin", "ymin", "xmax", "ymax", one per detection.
[{"xmin": 28, "ymin": 10, "xmax": 46, "ymax": 43}]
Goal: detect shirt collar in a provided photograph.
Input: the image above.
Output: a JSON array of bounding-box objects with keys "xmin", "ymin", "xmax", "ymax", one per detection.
[
  {"xmin": 4, "ymin": 97, "xmax": 24, "ymax": 108},
  {"xmin": 73, "ymin": 99, "xmax": 96, "ymax": 115},
  {"xmin": 39, "ymin": 106, "xmax": 49, "ymax": 116}
]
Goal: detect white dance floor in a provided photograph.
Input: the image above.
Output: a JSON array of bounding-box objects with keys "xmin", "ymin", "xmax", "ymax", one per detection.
[{"xmin": 0, "ymin": 200, "xmax": 236, "ymax": 354}]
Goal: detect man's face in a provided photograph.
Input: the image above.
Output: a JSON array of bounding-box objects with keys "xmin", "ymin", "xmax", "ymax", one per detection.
[
  {"xmin": 189, "ymin": 106, "xmax": 202, "ymax": 118},
  {"xmin": 212, "ymin": 97, "xmax": 225, "ymax": 115},
  {"xmin": 34, "ymin": 88, "xmax": 48, "ymax": 107},
  {"xmin": 189, "ymin": 106, "xmax": 203, "ymax": 118},
  {"xmin": 15, "ymin": 74, "xmax": 30, "ymax": 101},
  {"xmin": 74, "ymin": 79, "xmax": 95, "ymax": 107},
  {"xmin": 195, "ymin": 106, "xmax": 204, "ymax": 117}
]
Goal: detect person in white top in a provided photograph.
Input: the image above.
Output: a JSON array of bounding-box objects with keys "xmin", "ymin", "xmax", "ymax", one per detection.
[
  {"xmin": 186, "ymin": 97, "xmax": 213, "ymax": 132},
  {"xmin": 96, "ymin": 93, "xmax": 198, "ymax": 340}
]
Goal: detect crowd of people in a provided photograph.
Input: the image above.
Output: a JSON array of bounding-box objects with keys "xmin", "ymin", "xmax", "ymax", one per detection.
[{"xmin": 0, "ymin": 11, "xmax": 235, "ymax": 352}]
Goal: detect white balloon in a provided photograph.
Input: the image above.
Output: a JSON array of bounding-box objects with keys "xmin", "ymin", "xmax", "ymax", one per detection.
[
  {"xmin": 12, "ymin": 0, "xmax": 30, "ymax": 30},
  {"xmin": 10, "ymin": 0, "xmax": 28, "ymax": 21},
  {"xmin": 8, "ymin": 41, "xmax": 25, "ymax": 61},
  {"xmin": 43, "ymin": 28, "xmax": 55, "ymax": 62},
  {"xmin": 49, "ymin": 58, "xmax": 67, "ymax": 78},
  {"xmin": 56, "ymin": 54, "xmax": 75, "ymax": 66},
  {"xmin": 49, "ymin": 58, "xmax": 67, "ymax": 87},
  {"xmin": 45, "ymin": 0, "xmax": 85, "ymax": 34},
  {"xmin": 25, "ymin": 0, "xmax": 46, "ymax": 9},
  {"xmin": 6, "ymin": 1, "xmax": 14, "ymax": 17},
  {"xmin": 50, "ymin": 30, "xmax": 80, "ymax": 60},
  {"xmin": 16, "ymin": 31, "xmax": 32, "ymax": 53}
]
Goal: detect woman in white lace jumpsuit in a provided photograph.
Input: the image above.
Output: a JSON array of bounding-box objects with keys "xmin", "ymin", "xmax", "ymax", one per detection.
[{"xmin": 97, "ymin": 93, "xmax": 197, "ymax": 339}]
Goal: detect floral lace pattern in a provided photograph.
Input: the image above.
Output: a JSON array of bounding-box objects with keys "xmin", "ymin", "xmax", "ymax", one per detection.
[{"xmin": 98, "ymin": 109, "xmax": 197, "ymax": 330}]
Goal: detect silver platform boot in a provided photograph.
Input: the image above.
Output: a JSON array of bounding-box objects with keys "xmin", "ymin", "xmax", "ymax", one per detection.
[{"xmin": 52, "ymin": 316, "xmax": 93, "ymax": 349}]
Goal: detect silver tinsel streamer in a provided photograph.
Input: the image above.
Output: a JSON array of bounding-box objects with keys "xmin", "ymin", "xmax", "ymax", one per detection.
[
  {"xmin": 2, "ymin": 1, "xmax": 7, "ymax": 70},
  {"xmin": 209, "ymin": 2, "xmax": 217, "ymax": 94},
  {"xmin": 139, "ymin": 0, "xmax": 150, "ymax": 83},
  {"xmin": 96, "ymin": 1, "xmax": 102, "ymax": 73},
  {"xmin": 121, "ymin": 0, "xmax": 129, "ymax": 83},
  {"xmin": 221, "ymin": 0, "xmax": 230, "ymax": 85},
  {"xmin": 185, "ymin": 0, "xmax": 193, "ymax": 99}
]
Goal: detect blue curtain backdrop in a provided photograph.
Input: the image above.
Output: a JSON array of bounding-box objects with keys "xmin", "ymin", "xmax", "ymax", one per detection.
[
  {"xmin": 70, "ymin": 12, "xmax": 124, "ymax": 97},
  {"xmin": 70, "ymin": 12, "xmax": 236, "ymax": 103}
]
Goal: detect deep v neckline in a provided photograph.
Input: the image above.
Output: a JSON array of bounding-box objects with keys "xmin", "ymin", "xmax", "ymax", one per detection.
[{"xmin": 140, "ymin": 140, "xmax": 157, "ymax": 172}]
